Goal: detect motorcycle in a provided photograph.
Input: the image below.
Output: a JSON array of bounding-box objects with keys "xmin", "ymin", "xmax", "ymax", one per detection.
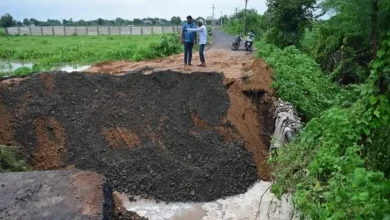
[
  {"xmin": 231, "ymin": 32, "xmax": 255, "ymax": 51},
  {"xmin": 231, "ymin": 34, "xmax": 243, "ymax": 51}
]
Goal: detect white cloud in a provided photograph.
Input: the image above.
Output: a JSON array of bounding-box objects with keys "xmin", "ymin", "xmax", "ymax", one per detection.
[{"xmin": 1, "ymin": 0, "xmax": 267, "ymax": 21}]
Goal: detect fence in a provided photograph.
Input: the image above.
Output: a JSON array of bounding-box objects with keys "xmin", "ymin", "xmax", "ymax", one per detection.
[{"xmin": 4, "ymin": 26, "xmax": 182, "ymax": 36}]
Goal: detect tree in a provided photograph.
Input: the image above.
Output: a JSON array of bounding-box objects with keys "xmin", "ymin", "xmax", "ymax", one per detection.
[
  {"xmin": 170, "ymin": 16, "xmax": 182, "ymax": 27},
  {"xmin": 133, "ymin": 18, "xmax": 143, "ymax": 25},
  {"xmin": 265, "ymin": 0, "xmax": 321, "ymax": 47},
  {"xmin": 309, "ymin": 0, "xmax": 390, "ymax": 84},
  {"xmin": 30, "ymin": 18, "xmax": 39, "ymax": 26},
  {"xmin": 23, "ymin": 18, "xmax": 30, "ymax": 26},
  {"xmin": 115, "ymin": 17, "xmax": 125, "ymax": 26},
  {"xmin": 0, "ymin": 13, "xmax": 15, "ymax": 28},
  {"xmin": 46, "ymin": 19, "xmax": 61, "ymax": 26},
  {"xmin": 97, "ymin": 18, "xmax": 104, "ymax": 26},
  {"xmin": 244, "ymin": 0, "xmax": 248, "ymax": 33},
  {"xmin": 223, "ymin": 9, "xmax": 265, "ymax": 36}
]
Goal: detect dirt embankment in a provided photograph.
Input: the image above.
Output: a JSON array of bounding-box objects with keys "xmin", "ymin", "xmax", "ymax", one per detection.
[
  {"xmin": 87, "ymin": 49, "xmax": 276, "ymax": 180},
  {"xmin": 0, "ymin": 48, "xmax": 275, "ymax": 203},
  {"xmin": 0, "ymin": 70, "xmax": 259, "ymax": 202}
]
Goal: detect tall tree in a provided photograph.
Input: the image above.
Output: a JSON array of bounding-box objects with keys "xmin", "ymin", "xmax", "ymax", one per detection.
[
  {"xmin": 133, "ymin": 18, "xmax": 143, "ymax": 25},
  {"xmin": 244, "ymin": 0, "xmax": 248, "ymax": 33},
  {"xmin": 97, "ymin": 18, "xmax": 104, "ymax": 26},
  {"xmin": 170, "ymin": 16, "xmax": 182, "ymax": 27},
  {"xmin": 371, "ymin": 0, "xmax": 379, "ymax": 57},
  {"xmin": 266, "ymin": 0, "xmax": 321, "ymax": 47},
  {"xmin": 0, "ymin": 13, "xmax": 15, "ymax": 28},
  {"xmin": 23, "ymin": 18, "xmax": 30, "ymax": 26}
]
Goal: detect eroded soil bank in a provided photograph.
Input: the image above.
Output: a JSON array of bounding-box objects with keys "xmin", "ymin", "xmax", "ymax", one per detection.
[{"xmin": 0, "ymin": 49, "xmax": 275, "ymax": 203}]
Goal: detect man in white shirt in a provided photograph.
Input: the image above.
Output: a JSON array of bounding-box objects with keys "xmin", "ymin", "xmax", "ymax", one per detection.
[{"xmin": 186, "ymin": 19, "xmax": 207, "ymax": 67}]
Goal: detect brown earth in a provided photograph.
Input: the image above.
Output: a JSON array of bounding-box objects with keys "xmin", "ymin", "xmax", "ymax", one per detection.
[
  {"xmin": 101, "ymin": 127, "xmax": 141, "ymax": 149},
  {"xmin": 39, "ymin": 73, "xmax": 55, "ymax": 93},
  {"xmin": 0, "ymin": 100, "xmax": 14, "ymax": 145},
  {"xmin": 88, "ymin": 49, "xmax": 275, "ymax": 180},
  {"xmin": 33, "ymin": 117, "xmax": 66, "ymax": 169},
  {"xmin": 71, "ymin": 171, "xmax": 104, "ymax": 217}
]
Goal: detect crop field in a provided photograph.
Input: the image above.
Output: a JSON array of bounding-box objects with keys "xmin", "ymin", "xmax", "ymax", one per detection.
[
  {"xmin": 1, "ymin": 35, "xmax": 162, "ymax": 60},
  {"xmin": 0, "ymin": 34, "xmax": 181, "ymax": 76}
]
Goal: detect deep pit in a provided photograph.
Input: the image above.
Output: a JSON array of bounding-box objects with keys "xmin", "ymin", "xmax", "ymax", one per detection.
[{"xmin": 0, "ymin": 68, "xmax": 274, "ymax": 203}]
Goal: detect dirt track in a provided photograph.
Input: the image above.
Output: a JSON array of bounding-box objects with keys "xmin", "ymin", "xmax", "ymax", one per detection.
[{"xmin": 0, "ymin": 31, "xmax": 275, "ymax": 203}]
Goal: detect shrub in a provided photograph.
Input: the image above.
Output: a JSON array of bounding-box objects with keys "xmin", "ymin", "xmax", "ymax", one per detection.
[
  {"xmin": 264, "ymin": 35, "xmax": 390, "ymax": 219},
  {"xmin": 256, "ymin": 41, "xmax": 344, "ymax": 119},
  {"xmin": 0, "ymin": 145, "xmax": 30, "ymax": 172}
]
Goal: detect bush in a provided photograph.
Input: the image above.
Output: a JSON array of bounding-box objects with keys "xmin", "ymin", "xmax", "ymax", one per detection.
[
  {"xmin": 0, "ymin": 28, "xmax": 6, "ymax": 36},
  {"xmin": 13, "ymin": 66, "xmax": 33, "ymax": 76},
  {"xmin": 132, "ymin": 33, "xmax": 182, "ymax": 61},
  {"xmin": 265, "ymin": 36, "xmax": 390, "ymax": 219},
  {"xmin": 0, "ymin": 145, "xmax": 29, "ymax": 172},
  {"xmin": 256, "ymin": 41, "xmax": 344, "ymax": 119}
]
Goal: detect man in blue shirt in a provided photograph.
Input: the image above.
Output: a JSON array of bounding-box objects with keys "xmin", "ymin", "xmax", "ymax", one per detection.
[{"xmin": 181, "ymin": 15, "xmax": 197, "ymax": 66}]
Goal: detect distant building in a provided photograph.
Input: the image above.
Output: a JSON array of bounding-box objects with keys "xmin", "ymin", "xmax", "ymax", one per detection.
[{"xmin": 206, "ymin": 16, "xmax": 218, "ymax": 26}]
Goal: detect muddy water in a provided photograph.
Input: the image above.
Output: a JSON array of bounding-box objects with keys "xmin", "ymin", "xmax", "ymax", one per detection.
[
  {"xmin": 0, "ymin": 61, "xmax": 90, "ymax": 74},
  {"xmin": 120, "ymin": 181, "xmax": 293, "ymax": 220}
]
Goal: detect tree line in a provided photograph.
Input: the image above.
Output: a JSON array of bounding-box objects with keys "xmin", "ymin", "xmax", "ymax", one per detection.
[
  {"xmin": 224, "ymin": 0, "xmax": 390, "ymax": 85},
  {"xmin": 0, "ymin": 13, "xmax": 184, "ymax": 28}
]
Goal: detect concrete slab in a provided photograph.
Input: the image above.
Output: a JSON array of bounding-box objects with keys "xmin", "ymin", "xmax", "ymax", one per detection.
[{"xmin": 0, "ymin": 170, "xmax": 114, "ymax": 220}]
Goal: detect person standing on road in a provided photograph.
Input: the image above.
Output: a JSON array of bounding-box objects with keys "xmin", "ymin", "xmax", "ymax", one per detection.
[
  {"xmin": 186, "ymin": 19, "xmax": 207, "ymax": 67},
  {"xmin": 181, "ymin": 15, "xmax": 197, "ymax": 66}
]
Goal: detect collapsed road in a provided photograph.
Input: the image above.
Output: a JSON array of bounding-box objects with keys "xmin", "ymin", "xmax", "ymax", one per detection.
[
  {"xmin": 0, "ymin": 70, "xmax": 265, "ymax": 202},
  {"xmin": 0, "ymin": 33, "xmax": 277, "ymax": 217}
]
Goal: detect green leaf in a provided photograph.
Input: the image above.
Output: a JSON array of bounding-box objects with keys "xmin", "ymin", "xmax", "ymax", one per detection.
[
  {"xmin": 359, "ymin": 192, "xmax": 369, "ymax": 200},
  {"xmin": 363, "ymin": 128, "xmax": 371, "ymax": 136},
  {"xmin": 377, "ymin": 49, "xmax": 385, "ymax": 58},
  {"xmin": 374, "ymin": 109, "xmax": 380, "ymax": 117},
  {"xmin": 369, "ymin": 95, "xmax": 378, "ymax": 105}
]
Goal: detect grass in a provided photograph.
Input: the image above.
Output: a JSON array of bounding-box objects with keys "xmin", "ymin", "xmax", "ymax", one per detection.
[
  {"xmin": 0, "ymin": 35, "xmax": 161, "ymax": 63},
  {"xmin": 0, "ymin": 145, "xmax": 30, "ymax": 172},
  {"xmin": 0, "ymin": 34, "xmax": 182, "ymax": 77}
]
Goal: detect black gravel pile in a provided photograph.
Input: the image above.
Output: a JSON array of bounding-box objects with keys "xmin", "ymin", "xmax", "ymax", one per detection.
[{"xmin": 1, "ymin": 71, "xmax": 258, "ymax": 202}]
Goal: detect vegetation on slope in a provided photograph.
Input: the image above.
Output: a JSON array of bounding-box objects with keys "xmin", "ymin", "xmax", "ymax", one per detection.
[
  {"xmin": 230, "ymin": 0, "xmax": 390, "ymax": 219},
  {"xmin": 0, "ymin": 145, "xmax": 30, "ymax": 172}
]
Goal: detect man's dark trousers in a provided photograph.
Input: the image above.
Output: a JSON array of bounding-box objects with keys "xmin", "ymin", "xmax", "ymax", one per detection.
[{"xmin": 184, "ymin": 42, "xmax": 194, "ymax": 65}]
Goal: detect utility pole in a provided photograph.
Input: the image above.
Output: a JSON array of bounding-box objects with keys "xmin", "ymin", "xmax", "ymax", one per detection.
[
  {"xmin": 244, "ymin": 0, "xmax": 248, "ymax": 34},
  {"xmin": 220, "ymin": 11, "xmax": 223, "ymax": 28},
  {"xmin": 211, "ymin": 4, "xmax": 216, "ymax": 26}
]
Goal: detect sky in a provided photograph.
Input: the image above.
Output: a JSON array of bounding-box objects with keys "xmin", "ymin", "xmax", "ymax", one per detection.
[{"xmin": 1, "ymin": 0, "xmax": 268, "ymax": 21}]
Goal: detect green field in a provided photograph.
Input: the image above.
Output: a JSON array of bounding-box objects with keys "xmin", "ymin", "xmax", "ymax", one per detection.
[
  {"xmin": 1, "ymin": 35, "xmax": 161, "ymax": 63},
  {"xmin": 0, "ymin": 34, "xmax": 182, "ymax": 76}
]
